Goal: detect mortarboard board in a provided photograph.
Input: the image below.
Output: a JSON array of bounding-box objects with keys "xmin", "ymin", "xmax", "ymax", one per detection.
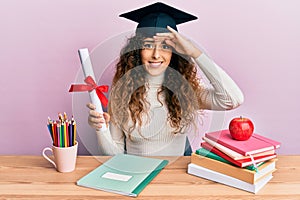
[{"xmin": 119, "ymin": 2, "xmax": 197, "ymax": 36}]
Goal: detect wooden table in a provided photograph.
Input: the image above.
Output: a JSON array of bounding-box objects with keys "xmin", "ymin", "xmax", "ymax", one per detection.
[{"xmin": 0, "ymin": 155, "xmax": 299, "ymax": 199}]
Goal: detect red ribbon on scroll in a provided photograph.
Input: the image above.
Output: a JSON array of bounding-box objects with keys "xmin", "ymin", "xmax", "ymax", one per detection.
[{"xmin": 69, "ymin": 76, "xmax": 109, "ymax": 107}]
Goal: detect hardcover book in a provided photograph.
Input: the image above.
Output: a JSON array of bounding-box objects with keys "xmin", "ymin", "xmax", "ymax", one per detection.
[
  {"xmin": 77, "ymin": 154, "xmax": 168, "ymax": 197},
  {"xmin": 187, "ymin": 163, "xmax": 273, "ymax": 194},
  {"xmin": 203, "ymin": 136, "xmax": 276, "ymax": 160},
  {"xmin": 191, "ymin": 152, "xmax": 277, "ymax": 184},
  {"xmin": 205, "ymin": 130, "xmax": 280, "ymax": 156},
  {"xmin": 195, "ymin": 148, "xmax": 265, "ymax": 171},
  {"xmin": 201, "ymin": 142, "xmax": 277, "ymax": 168}
]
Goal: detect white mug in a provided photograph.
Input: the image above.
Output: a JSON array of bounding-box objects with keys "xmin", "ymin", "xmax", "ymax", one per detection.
[{"xmin": 42, "ymin": 142, "xmax": 78, "ymax": 172}]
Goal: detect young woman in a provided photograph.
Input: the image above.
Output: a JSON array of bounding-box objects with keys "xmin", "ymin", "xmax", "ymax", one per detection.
[{"xmin": 86, "ymin": 2, "xmax": 244, "ymax": 156}]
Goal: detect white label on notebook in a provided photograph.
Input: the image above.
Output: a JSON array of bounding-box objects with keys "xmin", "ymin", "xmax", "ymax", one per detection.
[{"xmin": 102, "ymin": 172, "xmax": 132, "ymax": 182}]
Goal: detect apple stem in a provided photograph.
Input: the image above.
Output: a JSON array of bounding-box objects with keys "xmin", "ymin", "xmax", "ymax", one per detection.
[{"xmin": 240, "ymin": 116, "xmax": 242, "ymax": 119}]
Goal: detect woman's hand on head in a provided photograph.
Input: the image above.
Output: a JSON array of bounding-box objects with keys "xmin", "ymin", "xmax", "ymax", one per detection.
[
  {"xmin": 86, "ymin": 103, "xmax": 110, "ymax": 131},
  {"xmin": 155, "ymin": 26, "xmax": 202, "ymax": 59}
]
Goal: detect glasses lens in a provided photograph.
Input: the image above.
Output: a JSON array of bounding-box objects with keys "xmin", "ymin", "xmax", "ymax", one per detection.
[{"xmin": 142, "ymin": 42, "xmax": 171, "ymax": 52}]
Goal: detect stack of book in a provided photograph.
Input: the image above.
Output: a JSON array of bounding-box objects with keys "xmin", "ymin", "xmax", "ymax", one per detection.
[{"xmin": 187, "ymin": 129, "xmax": 281, "ymax": 194}]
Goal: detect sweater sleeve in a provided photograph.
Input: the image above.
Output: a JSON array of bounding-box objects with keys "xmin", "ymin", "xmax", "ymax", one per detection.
[
  {"xmin": 95, "ymin": 122, "xmax": 125, "ymax": 155},
  {"xmin": 195, "ymin": 53, "xmax": 244, "ymax": 110}
]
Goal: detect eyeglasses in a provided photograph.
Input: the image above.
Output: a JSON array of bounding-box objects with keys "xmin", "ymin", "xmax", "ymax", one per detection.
[{"xmin": 141, "ymin": 41, "xmax": 172, "ymax": 52}]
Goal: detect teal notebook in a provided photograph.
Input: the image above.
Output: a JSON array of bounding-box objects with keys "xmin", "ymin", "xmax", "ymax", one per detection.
[{"xmin": 76, "ymin": 154, "xmax": 169, "ymax": 197}]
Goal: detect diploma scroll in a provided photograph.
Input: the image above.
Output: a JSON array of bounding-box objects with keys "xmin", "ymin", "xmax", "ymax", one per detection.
[{"xmin": 78, "ymin": 48, "xmax": 107, "ymax": 131}]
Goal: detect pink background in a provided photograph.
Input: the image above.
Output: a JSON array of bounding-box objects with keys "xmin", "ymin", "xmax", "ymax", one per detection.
[{"xmin": 1, "ymin": 0, "xmax": 299, "ymax": 155}]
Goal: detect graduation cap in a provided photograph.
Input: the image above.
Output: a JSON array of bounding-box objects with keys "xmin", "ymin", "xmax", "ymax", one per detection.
[{"xmin": 119, "ymin": 2, "xmax": 197, "ymax": 36}]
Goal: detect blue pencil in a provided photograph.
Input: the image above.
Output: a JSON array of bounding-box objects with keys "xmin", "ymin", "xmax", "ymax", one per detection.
[
  {"xmin": 47, "ymin": 124, "xmax": 54, "ymax": 142},
  {"xmin": 73, "ymin": 121, "xmax": 76, "ymax": 145},
  {"xmin": 69, "ymin": 121, "xmax": 73, "ymax": 146}
]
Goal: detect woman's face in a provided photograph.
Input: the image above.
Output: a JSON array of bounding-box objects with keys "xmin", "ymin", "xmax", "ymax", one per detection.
[{"xmin": 140, "ymin": 37, "xmax": 172, "ymax": 76}]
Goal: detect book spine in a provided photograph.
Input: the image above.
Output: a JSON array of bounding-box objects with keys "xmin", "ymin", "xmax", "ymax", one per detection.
[{"xmin": 132, "ymin": 160, "xmax": 168, "ymax": 195}]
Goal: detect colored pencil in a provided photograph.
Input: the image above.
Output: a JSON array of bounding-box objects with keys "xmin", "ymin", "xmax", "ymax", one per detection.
[
  {"xmin": 73, "ymin": 121, "xmax": 77, "ymax": 145},
  {"xmin": 69, "ymin": 120, "xmax": 73, "ymax": 146},
  {"xmin": 47, "ymin": 123, "xmax": 54, "ymax": 141},
  {"xmin": 53, "ymin": 121, "xmax": 57, "ymax": 147},
  {"xmin": 57, "ymin": 124, "xmax": 61, "ymax": 147}
]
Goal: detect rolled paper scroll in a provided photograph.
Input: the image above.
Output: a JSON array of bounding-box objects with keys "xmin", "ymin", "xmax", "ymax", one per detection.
[{"xmin": 78, "ymin": 48, "xmax": 107, "ymax": 131}]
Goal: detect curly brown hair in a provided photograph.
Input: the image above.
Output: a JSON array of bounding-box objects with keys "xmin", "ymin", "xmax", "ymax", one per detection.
[{"xmin": 108, "ymin": 34, "xmax": 204, "ymax": 137}]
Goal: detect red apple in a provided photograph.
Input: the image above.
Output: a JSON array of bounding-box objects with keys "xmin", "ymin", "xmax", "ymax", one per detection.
[{"xmin": 229, "ymin": 116, "xmax": 254, "ymax": 141}]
